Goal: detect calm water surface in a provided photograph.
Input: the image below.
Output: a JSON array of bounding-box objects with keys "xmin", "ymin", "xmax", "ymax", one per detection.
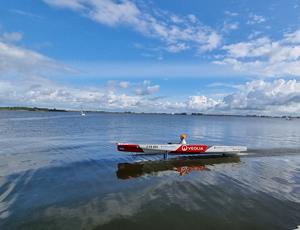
[{"xmin": 0, "ymin": 111, "xmax": 299, "ymax": 230}]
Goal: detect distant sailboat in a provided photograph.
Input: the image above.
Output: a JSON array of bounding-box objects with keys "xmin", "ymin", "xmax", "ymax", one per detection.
[
  {"xmin": 284, "ymin": 115, "xmax": 291, "ymax": 120},
  {"xmin": 80, "ymin": 110, "xmax": 86, "ymax": 116}
]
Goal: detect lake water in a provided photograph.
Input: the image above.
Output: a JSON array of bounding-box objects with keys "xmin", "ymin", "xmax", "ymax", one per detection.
[{"xmin": 0, "ymin": 111, "xmax": 299, "ymax": 230}]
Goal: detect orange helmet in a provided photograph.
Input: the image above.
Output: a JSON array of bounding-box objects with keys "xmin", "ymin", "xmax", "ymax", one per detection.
[{"xmin": 180, "ymin": 133, "xmax": 187, "ymax": 139}]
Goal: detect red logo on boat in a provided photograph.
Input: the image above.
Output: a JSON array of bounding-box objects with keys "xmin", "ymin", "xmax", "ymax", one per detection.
[{"xmin": 182, "ymin": 145, "xmax": 187, "ymax": 151}]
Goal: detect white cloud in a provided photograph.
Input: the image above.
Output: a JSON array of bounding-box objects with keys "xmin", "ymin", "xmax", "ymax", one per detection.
[
  {"xmin": 103, "ymin": 91, "xmax": 140, "ymax": 109},
  {"xmin": 221, "ymin": 79, "xmax": 300, "ymax": 115},
  {"xmin": 165, "ymin": 79, "xmax": 300, "ymax": 115},
  {"xmin": 224, "ymin": 11, "xmax": 239, "ymax": 17},
  {"xmin": 222, "ymin": 37, "xmax": 271, "ymax": 58},
  {"xmin": 144, "ymin": 79, "xmax": 300, "ymax": 115},
  {"xmin": 154, "ymin": 79, "xmax": 300, "ymax": 115},
  {"xmin": 216, "ymin": 29, "xmax": 300, "ymax": 77},
  {"xmin": 247, "ymin": 13, "xmax": 266, "ymax": 25},
  {"xmin": 0, "ymin": 41, "xmax": 74, "ymax": 76},
  {"xmin": 0, "ymin": 32, "xmax": 23, "ymax": 43},
  {"xmin": 165, "ymin": 43, "xmax": 189, "ymax": 53},
  {"xmin": 283, "ymin": 30, "xmax": 300, "ymax": 44},
  {"xmin": 198, "ymin": 31, "xmax": 222, "ymax": 53},
  {"xmin": 10, "ymin": 9, "xmax": 42, "ymax": 19},
  {"xmin": 44, "ymin": 0, "xmax": 222, "ymax": 54},
  {"xmin": 248, "ymin": 31, "xmax": 262, "ymax": 39},
  {"xmin": 0, "ymin": 27, "xmax": 299, "ymax": 116},
  {"xmin": 0, "ymin": 78, "xmax": 141, "ymax": 110},
  {"xmin": 43, "ymin": 0, "xmax": 84, "ymax": 11},
  {"xmin": 135, "ymin": 84, "xmax": 160, "ymax": 96},
  {"xmin": 87, "ymin": 0, "xmax": 140, "ymax": 27},
  {"xmin": 170, "ymin": 15, "xmax": 184, "ymax": 24},
  {"xmin": 119, "ymin": 81, "xmax": 130, "ymax": 88},
  {"xmin": 187, "ymin": 14, "xmax": 197, "ymax": 23},
  {"xmin": 1, "ymin": 73, "xmax": 300, "ymax": 115},
  {"xmin": 222, "ymin": 22, "xmax": 239, "ymax": 33},
  {"xmin": 143, "ymin": 80, "xmax": 151, "ymax": 85},
  {"xmin": 187, "ymin": 95, "xmax": 219, "ymax": 111}
]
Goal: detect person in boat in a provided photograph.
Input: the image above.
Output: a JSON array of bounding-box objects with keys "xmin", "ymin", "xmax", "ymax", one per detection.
[{"xmin": 180, "ymin": 133, "xmax": 187, "ymax": 144}]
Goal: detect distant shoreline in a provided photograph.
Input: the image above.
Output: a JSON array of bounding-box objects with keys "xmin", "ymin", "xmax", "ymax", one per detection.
[
  {"xmin": 0, "ymin": 107, "xmax": 67, "ymax": 112},
  {"xmin": 0, "ymin": 106, "xmax": 299, "ymax": 119}
]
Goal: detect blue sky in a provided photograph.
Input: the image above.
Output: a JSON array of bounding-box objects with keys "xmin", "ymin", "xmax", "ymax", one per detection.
[{"xmin": 1, "ymin": 0, "xmax": 300, "ymax": 115}]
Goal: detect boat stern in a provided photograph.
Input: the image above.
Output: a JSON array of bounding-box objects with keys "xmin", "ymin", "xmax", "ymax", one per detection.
[{"xmin": 117, "ymin": 143, "xmax": 144, "ymax": 153}]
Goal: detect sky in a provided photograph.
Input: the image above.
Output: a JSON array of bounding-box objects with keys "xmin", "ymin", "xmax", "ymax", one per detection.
[{"xmin": 1, "ymin": 0, "xmax": 300, "ymax": 115}]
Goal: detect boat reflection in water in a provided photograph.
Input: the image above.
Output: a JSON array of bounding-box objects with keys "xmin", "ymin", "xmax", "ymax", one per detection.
[{"xmin": 116, "ymin": 155, "xmax": 240, "ymax": 179}]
